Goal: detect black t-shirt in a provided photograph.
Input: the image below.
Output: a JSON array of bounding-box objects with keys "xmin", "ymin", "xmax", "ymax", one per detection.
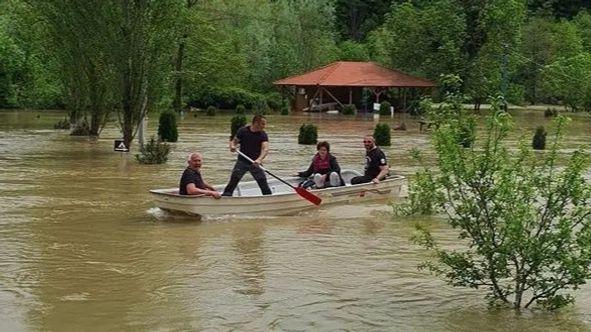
[
  {"xmin": 236, "ymin": 125, "xmax": 268, "ymax": 162},
  {"xmin": 364, "ymin": 147, "xmax": 388, "ymax": 178},
  {"xmin": 179, "ymin": 167, "xmax": 206, "ymax": 195}
]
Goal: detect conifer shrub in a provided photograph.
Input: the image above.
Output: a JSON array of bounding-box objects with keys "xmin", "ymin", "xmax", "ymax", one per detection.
[
  {"xmin": 532, "ymin": 126, "xmax": 546, "ymax": 150},
  {"xmin": 379, "ymin": 101, "xmax": 392, "ymax": 116},
  {"xmin": 136, "ymin": 136, "xmax": 171, "ymax": 164},
  {"xmin": 230, "ymin": 114, "xmax": 247, "ymax": 139},
  {"xmin": 374, "ymin": 123, "xmax": 391, "ymax": 146},
  {"xmin": 298, "ymin": 124, "xmax": 318, "ymax": 145},
  {"xmin": 157, "ymin": 110, "xmax": 178, "ymax": 142},
  {"xmin": 206, "ymin": 105, "xmax": 216, "ymax": 116},
  {"xmin": 342, "ymin": 104, "xmax": 356, "ymax": 115},
  {"xmin": 236, "ymin": 104, "xmax": 246, "ymax": 114}
]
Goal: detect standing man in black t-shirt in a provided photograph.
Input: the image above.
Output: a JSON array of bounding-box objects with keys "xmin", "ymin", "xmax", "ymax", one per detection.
[
  {"xmin": 179, "ymin": 152, "xmax": 221, "ymax": 198},
  {"xmin": 351, "ymin": 135, "xmax": 389, "ymax": 185},
  {"xmin": 222, "ymin": 115, "xmax": 272, "ymax": 196}
]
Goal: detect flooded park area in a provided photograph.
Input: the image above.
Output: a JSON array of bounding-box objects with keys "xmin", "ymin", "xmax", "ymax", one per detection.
[{"xmin": 0, "ymin": 108, "xmax": 590, "ymax": 331}]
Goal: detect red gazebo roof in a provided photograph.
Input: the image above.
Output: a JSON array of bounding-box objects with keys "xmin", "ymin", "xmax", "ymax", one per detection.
[{"xmin": 273, "ymin": 61, "xmax": 435, "ymax": 87}]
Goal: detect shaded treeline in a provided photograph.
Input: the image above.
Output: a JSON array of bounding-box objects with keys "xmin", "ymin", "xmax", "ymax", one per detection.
[{"xmin": 1, "ymin": 0, "xmax": 591, "ymax": 139}]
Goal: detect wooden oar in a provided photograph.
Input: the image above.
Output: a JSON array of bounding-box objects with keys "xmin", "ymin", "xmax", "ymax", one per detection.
[{"xmin": 236, "ymin": 150, "xmax": 322, "ymax": 206}]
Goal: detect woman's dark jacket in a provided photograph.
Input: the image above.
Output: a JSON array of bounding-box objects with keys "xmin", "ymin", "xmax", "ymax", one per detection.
[{"xmin": 297, "ymin": 153, "xmax": 341, "ymax": 178}]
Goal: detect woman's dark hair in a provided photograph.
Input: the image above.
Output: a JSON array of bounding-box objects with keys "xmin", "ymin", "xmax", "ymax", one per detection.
[{"xmin": 316, "ymin": 141, "xmax": 330, "ymax": 152}]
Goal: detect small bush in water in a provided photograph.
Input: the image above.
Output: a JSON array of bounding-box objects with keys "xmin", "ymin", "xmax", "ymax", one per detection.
[
  {"xmin": 532, "ymin": 126, "xmax": 546, "ymax": 150},
  {"xmin": 54, "ymin": 118, "xmax": 70, "ymax": 130},
  {"xmin": 206, "ymin": 106, "xmax": 216, "ymax": 116},
  {"xmin": 379, "ymin": 101, "xmax": 391, "ymax": 116},
  {"xmin": 230, "ymin": 115, "xmax": 247, "ymax": 139},
  {"xmin": 298, "ymin": 124, "xmax": 318, "ymax": 145},
  {"xmin": 157, "ymin": 110, "xmax": 178, "ymax": 142},
  {"xmin": 236, "ymin": 104, "xmax": 246, "ymax": 114},
  {"xmin": 342, "ymin": 104, "xmax": 356, "ymax": 115},
  {"xmin": 544, "ymin": 108, "xmax": 558, "ymax": 117},
  {"xmin": 374, "ymin": 123, "xmax": 391, "ymax": 146},
  {"xmin": 136, "ymin": 136, "xmax": 171, "ymax": 164},
  {"xmin": 70, "ymin": 118, "xmax": 91, "ymax": 136}
]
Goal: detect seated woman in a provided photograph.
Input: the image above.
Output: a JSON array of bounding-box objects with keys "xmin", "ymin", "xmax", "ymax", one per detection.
[{"xmin": 294, "ymin": 141, "xmax": 343, "ymax": 189}]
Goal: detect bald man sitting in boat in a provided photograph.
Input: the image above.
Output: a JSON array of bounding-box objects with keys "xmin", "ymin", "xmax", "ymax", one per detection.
[{"xmin": 179, "ymin": 152, "xmax": 221, "ymax": 198}]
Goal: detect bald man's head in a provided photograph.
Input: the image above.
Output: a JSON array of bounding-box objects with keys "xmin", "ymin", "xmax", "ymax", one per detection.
[{"xmin": 187, "ymin": 152, "xmax": 203, "ymax": 170}]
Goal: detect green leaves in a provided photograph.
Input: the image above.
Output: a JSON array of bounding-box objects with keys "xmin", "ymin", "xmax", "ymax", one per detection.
[{"xmin": 405, "ymin": 97, "xmax": 591, "ymax": 309}]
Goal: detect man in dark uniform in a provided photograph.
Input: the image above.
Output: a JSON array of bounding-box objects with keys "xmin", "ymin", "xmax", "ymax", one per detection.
[
  {"xmin": 222, "ymin": 115, "xmax": 272, "ymax": 196},
  {"xmin": 179, "ymin": 152, "xmax": 221, "ymax": 198},
  {"xmin": 351, "ymin": 135, "xmax": 389, "ymax": 185}
]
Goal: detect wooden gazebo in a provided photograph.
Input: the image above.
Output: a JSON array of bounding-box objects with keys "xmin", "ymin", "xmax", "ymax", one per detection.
[{"xmin": 274, "ymin": 61, "xmax": 436, "ymax": 113}]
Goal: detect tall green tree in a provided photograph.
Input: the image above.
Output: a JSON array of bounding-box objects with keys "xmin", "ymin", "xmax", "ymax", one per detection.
[{"xmin": 334, "ymin": 0, "xmax": 392, "ymax": 41}]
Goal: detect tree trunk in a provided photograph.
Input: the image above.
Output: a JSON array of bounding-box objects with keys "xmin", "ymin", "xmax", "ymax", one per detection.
[{"xmin": 172, "ymin": 39, "xmax": 185, "ymax": 113}]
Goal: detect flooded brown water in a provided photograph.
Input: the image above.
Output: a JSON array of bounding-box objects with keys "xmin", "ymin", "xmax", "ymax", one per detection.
[{"xmin": 0, "ymin": 108, "xmax": 590, "ymax": 331}]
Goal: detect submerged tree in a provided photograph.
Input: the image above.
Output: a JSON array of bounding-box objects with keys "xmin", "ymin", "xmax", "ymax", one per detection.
[{"xmin": 404, "ymin": 98, "xmax": 591, "ymax": 310}]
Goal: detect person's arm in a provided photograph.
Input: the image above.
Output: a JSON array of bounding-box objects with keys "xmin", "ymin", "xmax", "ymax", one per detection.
[
  {"xmin": 297, "ymin": 160, "xmax": 314, "ymax": 178},
  {"xmin": 372, "ymin": 165, "xmax": 389, "ymax": 184},
  {"xmin": 186, "ymin": 183, "xmax": 221, "ymax": 199},
  {"xmin": 229, "ymin": 137, "xmax": 239, "ymax": 152},
  {"xmin": 253, "ymin": 141, "xmax": 268, "ymax": 166}
]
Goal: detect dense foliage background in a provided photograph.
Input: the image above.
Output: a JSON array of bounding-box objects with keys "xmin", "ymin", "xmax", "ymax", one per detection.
[{"xmin": 2, "ymin": 0, "xmax": 591, "ymax": 112}]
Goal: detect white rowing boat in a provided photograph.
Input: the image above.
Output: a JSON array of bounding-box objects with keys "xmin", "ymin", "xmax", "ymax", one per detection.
[{"xmin": 149, "ymin": 169, "xmax": 405, "ymax": 216}]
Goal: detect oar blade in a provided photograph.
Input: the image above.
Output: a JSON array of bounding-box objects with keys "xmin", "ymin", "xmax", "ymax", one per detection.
[{"xmin": 295, "ymin": 187, "xmax": 322, "ymax": 206}]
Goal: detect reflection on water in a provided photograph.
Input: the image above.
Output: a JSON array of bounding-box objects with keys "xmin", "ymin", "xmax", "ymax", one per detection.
[{"xmin": 0, "ymin": 109, "xmax": 590, "ymax": 330}]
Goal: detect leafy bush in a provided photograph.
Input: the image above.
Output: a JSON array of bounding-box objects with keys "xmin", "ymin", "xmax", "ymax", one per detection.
[
  {"xmin": 236, "ymin": 104, "xmax": 246, "ymax": 114},
  {"xmin": 373, "ymin": 123, "xmax": 391, "ymax": 146},
  {"xmin": 136, "ymin": 136, "xmax": 171, "ymax": 164},
  {"xmin": 342, "ymin": 104, "xmax": 356, "ymax": 115},
  {"xmin": 532, "ymin": 125, "xmax": 546, "ymax": 150},
  {"xmin": 206, "ymin": 105, "xmax": 216, "ymax": 116},
  {"xmin": 544, "ymin": 108, "xmax": 558, "ymax": 117},
  {"xmin": 230, "ymin": 114, "xmax": 247, "ymax": 139},
  {"xmin": 379, "ymin": 101, "xmax": 392, "ymax": 116},
  {"xmin": 298, "ymin": 124, "xmax": 318, "ymax": 145},
  {"xmin": 187, "ymin": 86, "xmax": 265, "ymax": 110},
  {"xmin": 457, "ymin": 117, "xmax": 476, "ymax": 148},
  {"xmin": 280, "ymin": 104, "xmax": 289, "ymax": 115},
  {"xmin": 54, "ymin": 118, "xmax": 70, "ymax": 130},
  {"xmin": 406, "ymin": 102, "xmax": 591, "ymax": 310},
  {"xmin": 157, "ymin": 110, "xmax": 178, "ymax": 142},
  {"xmin": 265, "ymin": 92, "xmax": 283, "ymax": 111},
  {"xmin": 70, "ymin": 118, "xmax": 91, "ymax": 136}
]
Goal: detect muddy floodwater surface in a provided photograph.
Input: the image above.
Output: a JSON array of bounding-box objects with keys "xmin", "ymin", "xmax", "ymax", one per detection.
[{"xmin": 0, "ymin": 109, "xmax": 590, "ymax": 331}]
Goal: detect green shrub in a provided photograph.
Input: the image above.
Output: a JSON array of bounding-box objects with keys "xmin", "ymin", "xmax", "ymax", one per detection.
[
  {"xmin": 236, "ymin": 104, "xmax": 246, "ymax": 114},
  {"xmin": 157, "ymin": 110, "xmax": 178, "ymax": 142},
  {"xmin": 457, "ymin": 117, "xmax": 476, "ymax": 148},
  {"xmin": 298, "ymin": 124, "xmax": 318, "ymax": 145},
  {"xmin": 230, "ymin": 114, "xmax": 247, "ymax": 139},
  {"xmin": 206, "ymin": 105, "xmax": 216, "ymax": 116},
  {"xmin": 544, "ymin": 108, "xmax": 558, "ymax": 117},
  {"xmin": 379, "ymin": 101, "xmax": 392, "ymax": 116},
  {"xmin": 280, "ymin": 105, "xmax": 289, "ymax": 115},
  {"xmin": 187, "ymin": 86, "xmax": 265, "ymax": 110},
  {"xmin": 532, "ymin": 126, "xmax": 546, "ymax": 150},
  {"xmin": 342, "ymin": 104, "xmax": 356, "ymax": 115},
  {"xmin": 54, "ymin": 118, "xmax": 70, "ymax": 130},
  {"xmin": 373, "ymin": 123, "xmax": 391, "ymax": 146},
  {"xmin": 136, "ymin": 136, "xmax": 171, "ymax": 164},
  {"xmin": 70, "ymin": 118, "xmax": 91, "ymax": 136},
  {"xmin": 266, "ymin": 92, "xmax": 283, "ymax": 111}
]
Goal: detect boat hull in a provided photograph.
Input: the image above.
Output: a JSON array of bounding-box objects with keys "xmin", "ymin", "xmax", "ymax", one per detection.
[{"xmin": 150, "ymin": 172, "xmax": 405, "ymax": 217}]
